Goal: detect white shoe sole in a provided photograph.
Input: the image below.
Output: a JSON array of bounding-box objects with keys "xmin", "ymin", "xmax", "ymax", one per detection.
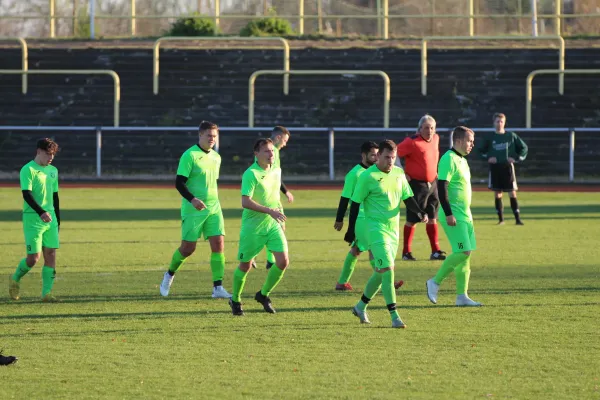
[{"xmin": 426, "ymin": 280, "xmax": 438, "ymax": 304}]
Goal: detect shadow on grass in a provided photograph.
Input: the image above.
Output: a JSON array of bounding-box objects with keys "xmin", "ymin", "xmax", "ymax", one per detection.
[{"xmin": 0, "ymin": 204, "xmax": 599, "ymax": 222}]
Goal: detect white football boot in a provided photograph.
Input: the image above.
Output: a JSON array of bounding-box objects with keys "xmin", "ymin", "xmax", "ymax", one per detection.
[
  {"xmin": 456, "ymin": 294, "xmax": 482, "ymax": 307},
  {"xmin": 426, "ymin": 279, "xmax": 439, "ymax": 304},
  {"xmin": 160, "ymin": 272, "xmax": 174, "ymax": 297},
  {"xmin": 212, "ymin": 285, "xmax": 232, "ymax": 299}
]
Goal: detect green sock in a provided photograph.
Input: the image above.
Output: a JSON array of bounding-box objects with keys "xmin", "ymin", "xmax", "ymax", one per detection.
[
  {"xmin": 381, "ymin": 270, "xmax": 399, "ymax": 320},
  {"xmin": 433, "ymin": 252, "xmax": 469, "ymax": 285},
  {"xmin": 266, "ymin": 251, "xmax": 276, "ymax": 264},
  {"xmin": 232, "ymin": 267, "xmax": 248, "ymax": 302},
  {"xmin": 261, "ymin": 266, "xmax": 285, "ymax": 297},
  {"xmin": 337, "ymin": 252, "xmax": 358, "ymax": 284},
  {"xmin": 455, "ymin": 257, "xmax": 471, "ymax": 295},
  {"xmin": 356, "ymin": 271, "xmax": 382, "ymax": 311},
  {"xmin": 12, "ymin": 258, "xmax": 32, "ymax": 282},
  {"xmin": 210, "ymin": 252, "xmax": 225, "ymax": 283},
  {"xmin": 41, "ymin": 266, "xmax": 55, "ymax": 297},
  {"xmin": 169, "ymin": 249, "xmax": 187, "ymax": 274}
]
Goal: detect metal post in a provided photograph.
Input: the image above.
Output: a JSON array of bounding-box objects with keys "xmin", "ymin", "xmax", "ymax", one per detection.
[
  {"xmin": 328, "ymin": 128, "xmax": 335, "ymax": 180},
  {"xmin": 90, "ymin": 0, "xmax": 96, "ymax": 39},
  {"xmin": 517, "ymin": 0, "xmax": 522, "ymax": 33},
  {"xmin": 96, "ymin": 127, "xmax": 102, "ymax": 178},
  {"xmin": 421, "ymin": 39, "xmax": 427, "ymax": 96},
  {"xmin": 376, "ymin": 0, "xmax": 382, "ymax": 38},
  {"xmin": 73, "ymin": 0, "xmax": 78, "ymax": 37},
  {"xmin": 555, "ymin": 0, "xmax": 561, "ymax": 36},
  {"xmin": 298, "ymin": 0, "xmax": 304, "ymax": 35},
  {"xmin": 215, "ymin": 0, "xmax": 220, "ymax": 29},
  {"xmin": 383, "ymin": 0, "xmax": 389, "ymax": 39},
  {"xmin": 131, "ymin": 0, "xmax": 136, "ymax": 36},
  {"xmin": 49, "ymin": 0, "xmax": 56, "ymax": 38},
  {"xmin": 468, "ymin": 0, "xmax": 474, "ymax": 36},
  {"xmin": 317, "ymin": 0, "xmax": 323, "ymax": 34},
  {"xmin": 531, "ymin": 0, "xmax": 538, "ymax": 37},
  {"xmin": 569, "ymin": 129, "xmax": 575, "ymax": 182}
]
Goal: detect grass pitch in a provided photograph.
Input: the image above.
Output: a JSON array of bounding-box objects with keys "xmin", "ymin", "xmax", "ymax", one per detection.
[{"xmin": 1, "ymin": 187, "xmax": 599, "ymax": 399}]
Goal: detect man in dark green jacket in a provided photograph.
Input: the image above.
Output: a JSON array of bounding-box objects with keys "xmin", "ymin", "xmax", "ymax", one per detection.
[{"xmin": 477, "ymin": 113, "xmax": 528, "ymax": 225}]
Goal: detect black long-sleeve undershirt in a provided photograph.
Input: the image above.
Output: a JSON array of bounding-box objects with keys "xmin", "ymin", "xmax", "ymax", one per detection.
[
  {"xmin": 335, "ymin": 197, "xmax": 350, "ymax": 222},
  {"xmin": 22, "ymin": 190, "xmax": 45, "ymax": 216},
  {"xmin": 280, "ymin": 182, "xmax": 288, "ymax": 195},
  {"xmin": 438, "ymin": 179, "xmax": 453, "ymax": 216},
  {"xmin": 175, "ymin": 175, "xmax": 195, "ymax": 202},
  {"xmin": 345, "ymin": 201, "xmax": 361, "ymax": 242},
  {"xmin": 53, "ymin": 192, "xmax": 60, "ymax": 226}
]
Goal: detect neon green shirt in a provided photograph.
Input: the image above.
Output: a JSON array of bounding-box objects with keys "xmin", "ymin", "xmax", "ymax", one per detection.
[
  {"xmin": 240, "ymin": 161, "xmax": 282, "ymax": 235},
  {"xmin": 20, "ymin": 160, "xmax": 58, "ymax": 214},
  {"xmin": 350, "ymin": 165, "xmax": 413, "ymax": 223},
  {"xmin": 176, "ymin": 144, "xmax": 221, "ymax": 217},
  {"xmin": 438, "ymin": 149, "xmax": 472, "ymax": 222},
  {"xmin": 341, "ymin": 164, "xmax": 368, "ymax": 219}
]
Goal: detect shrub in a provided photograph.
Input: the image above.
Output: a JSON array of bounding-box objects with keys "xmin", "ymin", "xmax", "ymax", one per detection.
[
  {"xmin": 239, "ymin": 16, "xmax": 294, "ymax": 37},
  {"xmin": 166, "ymin": 14, "xmax": 219, "ymax": 36}
]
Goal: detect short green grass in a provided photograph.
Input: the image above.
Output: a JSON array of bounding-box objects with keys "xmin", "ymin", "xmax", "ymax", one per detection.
[{"xmin": 1, "ymin": 188, "xmax": 599, "ymax": 399}]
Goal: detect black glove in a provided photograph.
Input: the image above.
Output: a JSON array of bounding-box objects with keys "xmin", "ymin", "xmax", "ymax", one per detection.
[{"xmin": 344, "ymin": 230, "xmax": 355, "ymax": 245}]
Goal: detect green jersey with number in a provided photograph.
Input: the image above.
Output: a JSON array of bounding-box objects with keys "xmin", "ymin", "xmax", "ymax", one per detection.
[
  {"xmin": 350, "ymin": 165, "xmax": 413, "ymax": 224},
  {"xmin": 240, "ymin": 162, "xmax": 282, "ymax": 235},
  {"xmin": 438, "ymin": 149, "xmax": 472, "ymax": 222},
  {"xmin": 341, "ymin": 164, "xmax": 368, "ymax": 219},
  {"xmin": 20, "ymin": 160, "xmax": 58, "ymax": 214},
  {"xmin": 176, "ymin": 144, "xmax": 221, "ymax": 217}
]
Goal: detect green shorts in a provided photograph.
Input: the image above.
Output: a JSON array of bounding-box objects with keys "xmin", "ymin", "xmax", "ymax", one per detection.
[
  {"xmin": 181, "ymin": 210, "xmax": 225, "ymax": 242},
  {"xmin": 440, "ymin": 219, "xmax": 477, "ymax": 253},
  {"xmin": 237, "ymin": 224, "xmax": 288, "ymax": 262},
  {"xmin": 23, "ymin": 212, "xmax": 59, "ymax": 254},
  {"xmin": 351, "ymin": 217, "xmax": 369, "ymax": 252},
  {"xmin": 367, "ymin": 219, "xmax": 400, "ymax": 269}
]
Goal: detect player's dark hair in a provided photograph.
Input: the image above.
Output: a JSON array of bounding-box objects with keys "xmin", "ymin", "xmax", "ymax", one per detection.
[
  {"xmin": 254, "ymin": 138, "xmax": 274, "ymax": 153},
  {"xmin": 378, "ymin": 139, "xmax": 396, "ymax": 153},
  {"xmin": 271, "ymin": 125, "xmax": 290, "ymax": 138},
  {"xmin": 37, "ymin": 138, "xmax": 59, "ymax": 154},
  {"xmin": 452, "ymin": 126, "xmax": 474, "ymax": 142},
  {"xmin": 199, "ymin": 120, "xmax": 218, "ymax": 133},
  {"xmin": 493, "ymin": 113, "xmax": 506, "ymax": 121},
  {"xmin": 361, "ymin": 141, "xmax": 379, "ymax": 154}
]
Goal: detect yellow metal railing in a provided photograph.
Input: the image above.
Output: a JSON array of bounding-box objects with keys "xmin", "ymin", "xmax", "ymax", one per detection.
[
  {"xmin": 526, "ymin": 69, "xmax": 600, "ymax": 128},
  {"xmin": 1, "ymin": 38, "xmax": 28, "ymax": 94},
  {"xmin": 153, "ymin": 36, "xmax": 290, "ymax": 95},
  {"xmin": 249, "ymin": 69, "xmax": 390, "ymax": 128},
  {"xmin": 421, "ymin": 35, "xmax": 565, "ymax": 96},
  {"xmin": 0, "ymin": 69, "xmax": 121, "ymax": 127}
]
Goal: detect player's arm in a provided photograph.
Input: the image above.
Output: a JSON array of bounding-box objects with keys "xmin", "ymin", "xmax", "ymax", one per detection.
[
  {"xmin": 241, "ymin": 196, "xmax": 286, "ymax": 223},
  {"xmin": 335, "ymin": 170, "xmax": 358, "ymax": 230},
  {"xmin": 280, "ymin": 181, "xmax": 294, "ymax": 203},
  {"xmin": 21, "ymin": 190, "xmax": 45, "ymax": 216},
  {"xmin": 403, "ymin": 197, "xmax": 427, "ymax": 222},
  {"xmin": 437, "ymin": 156, "xmax": 457, "ymax": 226},
  {"xmin": 345, "ymin": 174, "xmax": 369, "ymax": 243},
  {"xmin": 476, "ymin": 134, "xmax": 491, "ymax": 161},
  {"xmin": 53, "ymin": 192, "xmax": 60, "ymax": 226},
  {"xmin": 395, "ymin": 137, "xmax": 412, "ymax": 170},
  {"xmin": 344, "ymin": 201, "xmax": 361, "ymax": 244},
  {"xmin": 513, "ymin": 133, "xmax": 528, "ymax": 162},
  {"xmin": 20, "ymin": 166, "xmax": 51, "ymax": 222}
]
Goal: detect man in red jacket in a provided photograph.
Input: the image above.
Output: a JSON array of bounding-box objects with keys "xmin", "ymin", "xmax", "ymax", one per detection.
[{"xmin": 397, "ymin": 115, "xmax": 447, "ymax": 261}]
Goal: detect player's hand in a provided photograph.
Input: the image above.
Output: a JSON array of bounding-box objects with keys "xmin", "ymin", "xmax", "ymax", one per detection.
[
  {"xmin": 507, "ymin": 157, "xmax": 516, "ymax": 163},
  {"xmin": 269, "ymin": 209, "xmax": 286, "ymax": 223},
  {"xmin": 421, "ymin": 214, "xmax": 429, "ymax": 224},
  {"xmin": 40, "ymin": 212, "xmax": 52, "ymax": 223},
  {"xmin": 285, "ymin": 191, "xmax": 294, "ymax": 203},
  {"xmin": 191, "ymin": 198, "xmax": 206, "ymax": 211},
  {"xmin": 344, "ymin": 230, "xmax": 355, "ymax": 244},
  {"xmin": 446, "ymin": 215, "xmax": 457, "ymax": 226},
  {"xmin": 488, "ymin": 157, "xmax": 497, "ymax": 164},
  {"xmin": 333, "ymin": 221, "xmax": 343, "ymax": 231}
]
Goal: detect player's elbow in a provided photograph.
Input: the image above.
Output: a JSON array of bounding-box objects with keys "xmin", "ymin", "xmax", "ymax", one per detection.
[{"xmin": 241, "ymin": 196, "xmax": 251, "ymax": 209}]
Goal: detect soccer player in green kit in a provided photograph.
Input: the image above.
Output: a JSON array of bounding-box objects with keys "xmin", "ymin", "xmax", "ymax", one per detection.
[
  {"xmin": 426, "ymin": 126, "xmax": 482, "ymax": 307},
  {"xmin": 253, "ymin": 126, "xmax": 293, "ymax": 270},
  {"xmin": 477, "ymin": 113, "xmax": 528, "ymax": 225},
  {"xmin": 229, "ymin": 138, "xmax": 288, "ymax": 316},
  {"xmin": 345, "ymin": 140, "xmax": 428, "ymax": 328},
  {"xmin": 160, "ymin": 121, "xmax": 231, "ymax": 299},
  {"xmin": 9, "ymin": 138, "xmax": 61, "ymax": 302},
  {"xmin": 333, "ymin": 141, "xmax": 379, "ymax": 291}
]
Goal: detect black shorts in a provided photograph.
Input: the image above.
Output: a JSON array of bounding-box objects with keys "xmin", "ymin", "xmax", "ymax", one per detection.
[
  {"xmin": 406, "ymin": 179, "xmax": 439, "ymax": 223},
  {"xmin": 488, "ymin": 163, "xmax": 518, "ymax": 192}
]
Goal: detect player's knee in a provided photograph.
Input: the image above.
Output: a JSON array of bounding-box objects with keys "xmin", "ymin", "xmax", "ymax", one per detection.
[
  {"xmin": 238, "ymin": 262, "xmax": 252, "ymax": 273},
  {"xmin": 463, "ymin": 251, "xmax": 471, "ymax": 257},
  {"xmin": 26, "ymin": 253, "xmax": 40, "ymax": 267},
  {"xmin": 275, "ymin": 256, "xmax": 289, "ymax": 270},
  {"xmin": 179, "ymin": 243, "xmax": 196, "ymax": 257}
]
